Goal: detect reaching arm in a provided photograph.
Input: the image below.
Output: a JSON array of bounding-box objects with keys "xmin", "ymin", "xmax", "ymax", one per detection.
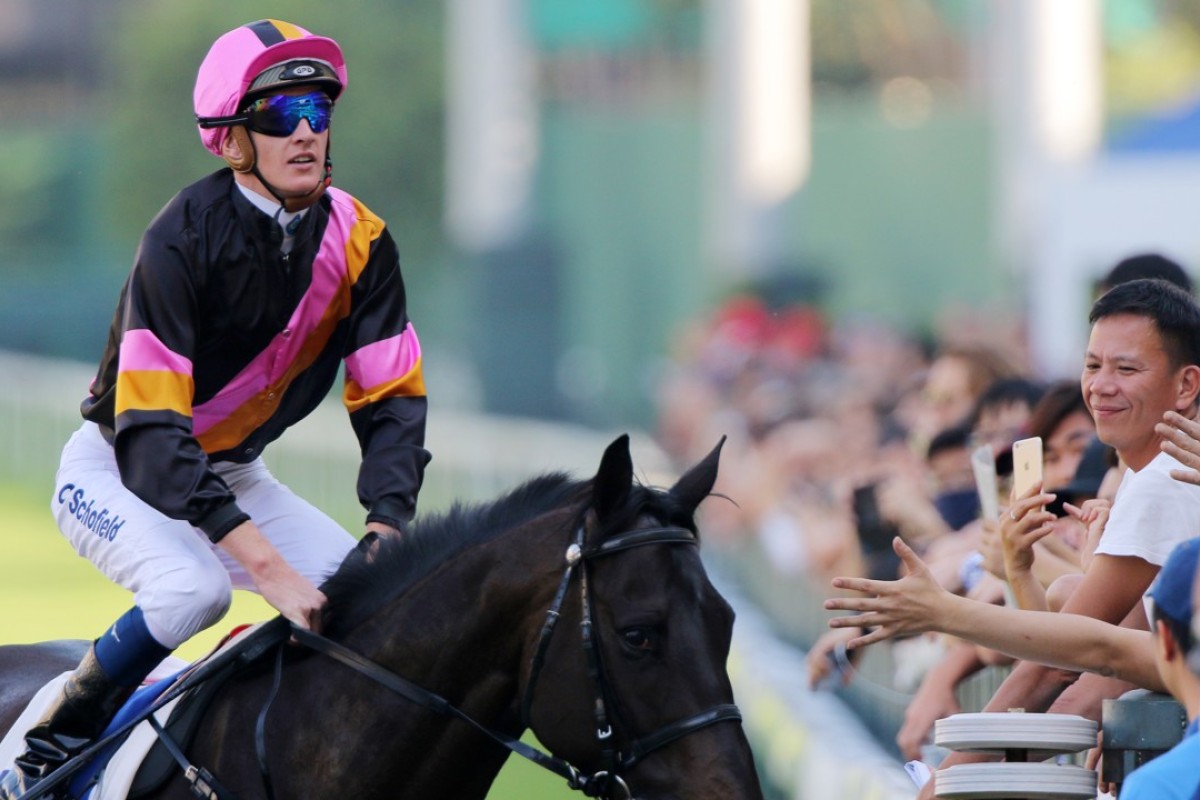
[
  {"xmin": 219, "ymin": 521, "xmax": 327, "ymax": 632},
  {"xmin": 826, "ymin": 537, "xmax": 1162, "ymax": 691}
]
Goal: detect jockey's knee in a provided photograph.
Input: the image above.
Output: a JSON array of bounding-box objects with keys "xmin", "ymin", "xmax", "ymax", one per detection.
[
  {"xmin": 1046, "ymin": 573, "xmax": 1084, "ymax": 613},
  {"xmin": 141, "ymin": 565, "xmax": 233, "ymax": 649}
]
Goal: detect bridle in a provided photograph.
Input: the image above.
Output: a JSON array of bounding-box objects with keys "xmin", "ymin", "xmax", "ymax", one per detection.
[
  {"xmin": 17, "ymin": 520, "xmax": 744, "ymax": 800},
  {"xmin": 288, "ymin": 520, "xmax": 743, "ymax": 800},
  {"xmin": 517, "ymin": 520, "xmax": 743, "ymax": 799}
]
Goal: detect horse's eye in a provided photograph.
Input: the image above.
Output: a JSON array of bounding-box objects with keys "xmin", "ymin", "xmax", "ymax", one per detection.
[{"xmin": 621, "ymin": 627, "xmax": 656, "ymax": 653}]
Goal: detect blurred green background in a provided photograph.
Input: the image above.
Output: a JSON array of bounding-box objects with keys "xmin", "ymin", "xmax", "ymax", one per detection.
[
  {"xmin": 6, "ymin": 1, "xmax": 1200, "ymax": 796},
  {"xmin": 9, "ymin": 0, "xmax": 1200, "ymax": 427},
  {"xmin": 8, "ymin": 0, "xmax": 1200, "ymax": 425},
  {"xmin": 0, "ymin": 0, "xmax": 1003, "ymax": 426}
]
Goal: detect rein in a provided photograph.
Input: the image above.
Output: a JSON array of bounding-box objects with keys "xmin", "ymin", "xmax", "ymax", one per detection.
[
  {"xmin": 281, "ymin": 523, "xmax": 743, "ymax": 800},
  {"xmin": 287, "ymin": 627, "xmax": 594, "ymax": 790},
  {"xmin": 521, "ymin": 522, "xmax": 743, "ymax": 797},
  {"xmin": 19, "ymin": 523, "xmax": 741, "ymax": 800},
  {"xmin": 14, "ymin": 622, "xmax": 289, "ymax": 800}
]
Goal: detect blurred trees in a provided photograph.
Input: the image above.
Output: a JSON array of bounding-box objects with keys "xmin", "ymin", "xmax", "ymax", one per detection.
[{"xmin": 5, "ymin": 0, "xmax": 1200, "ymax": 417}]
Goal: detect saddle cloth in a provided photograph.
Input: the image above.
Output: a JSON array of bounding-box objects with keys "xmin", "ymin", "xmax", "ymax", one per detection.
[
  {"xmin": 0, "ymin": 658, "xmax": 186, "ymax": 800},
  {"xmin": 0, "ymin": 623, "xmax": 265, "ymax": 800}
]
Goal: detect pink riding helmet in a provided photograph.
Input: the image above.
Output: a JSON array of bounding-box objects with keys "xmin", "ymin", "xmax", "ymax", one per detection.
[{"xmin": 194, "ymin": 19, "xmax": 348, "ymax": 157}]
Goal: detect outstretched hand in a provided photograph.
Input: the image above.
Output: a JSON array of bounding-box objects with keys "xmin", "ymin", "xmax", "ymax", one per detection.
[
  {"xmin": 1158, "ymin": 410, "xmax": 1200, "ymax": 486},
  {"xmin": 825, "ymin": 537, "xmax": 951, "ymax": 649}
]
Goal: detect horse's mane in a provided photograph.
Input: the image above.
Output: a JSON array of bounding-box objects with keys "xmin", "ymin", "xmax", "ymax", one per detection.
[
  {"xmin": 320, "ymin": 469, "xmax": 698, "ymax": 636},
  {"xmin": 320, "ymin": 473, "xmax": 582, "ymax": 634}
]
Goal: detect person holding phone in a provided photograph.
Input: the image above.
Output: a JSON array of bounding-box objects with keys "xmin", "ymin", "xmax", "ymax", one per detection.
[
  {"xmin": 904, "ymin": 277, "xmax": 1200, "ymax": 799},
  {"xmin": 977, "ymin": 382, "xmax": 1101, "ymax": 606}
]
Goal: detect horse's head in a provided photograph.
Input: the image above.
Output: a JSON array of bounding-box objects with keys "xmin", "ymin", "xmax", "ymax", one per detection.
[{"xmin": 522, "ymin": 435, "xmax": 763, "ymax": 800}]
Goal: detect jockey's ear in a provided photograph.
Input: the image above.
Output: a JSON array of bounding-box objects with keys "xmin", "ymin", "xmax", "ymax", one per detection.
[
  {"xmin": 221, "ymin": 126, "xmax": 256, "ymax": 173},
  {"xmin": 592, "ymin": 434, "xmax": 633, "ymax": 525},
  {"xmin": 669, "ymin": 436, "xmax": 724, "ymax": 515}
]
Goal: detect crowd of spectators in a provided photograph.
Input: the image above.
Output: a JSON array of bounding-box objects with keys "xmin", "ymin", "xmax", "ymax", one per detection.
[{"xmin": 652, "ymin": 253, "xmax": 1198, "ymax": 785}]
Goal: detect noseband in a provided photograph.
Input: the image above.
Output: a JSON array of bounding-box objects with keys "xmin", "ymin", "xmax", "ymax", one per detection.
[
  {"xmin": 519, "ymin": 522, "xmax": 743, "ymax": 799},
  {"xmin": 288, "ymin": 521, "xmax": 742, "ymax": 800}
]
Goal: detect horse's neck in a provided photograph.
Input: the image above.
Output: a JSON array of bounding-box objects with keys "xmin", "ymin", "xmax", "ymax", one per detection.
[
  {"xmin": 287, "ymin": 520, "xmax": 565, "ymax": 796},
  {"xmin": 359, "ymin": 519, "xmax": 562, "ymax": 678}
]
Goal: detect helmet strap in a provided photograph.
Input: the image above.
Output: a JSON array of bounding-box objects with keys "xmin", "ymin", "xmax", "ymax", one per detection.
[
  {"xmin": 224, "ymin": 125, "xmax": 332, "ymax": 213},
  {"xmin": 279, "ymin": 143, "xmax": 332, "ymax": 212}
]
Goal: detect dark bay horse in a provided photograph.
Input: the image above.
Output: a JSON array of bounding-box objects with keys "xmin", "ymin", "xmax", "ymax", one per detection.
[{"xmin": 0, "ymin": 435, "xmax": 763, "ymax": 799}]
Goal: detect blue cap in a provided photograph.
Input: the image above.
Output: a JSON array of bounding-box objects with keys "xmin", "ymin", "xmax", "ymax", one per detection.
[{"xmin": 1148, "ymin": 538, "xmax": 1200, "ymax": 631}]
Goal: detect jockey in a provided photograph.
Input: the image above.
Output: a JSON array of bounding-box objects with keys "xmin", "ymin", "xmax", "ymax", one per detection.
[{"xmin": 1, "ymin": 19, "xmax": 429, "ymax": 798}]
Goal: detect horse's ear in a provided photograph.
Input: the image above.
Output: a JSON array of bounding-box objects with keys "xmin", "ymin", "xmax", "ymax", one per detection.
[
  {"xmin": 670, "ymin": 436, "xmax": 725, "ymax": 514},
  {"xmin": 593, "ymin": 433, "xmax": 634, "ymax": 523}
]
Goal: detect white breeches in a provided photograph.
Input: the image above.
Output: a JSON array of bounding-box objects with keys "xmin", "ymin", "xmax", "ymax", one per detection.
[{"xmin": 51, "ymin": 422, "xmax": 357, "ymax": 649}]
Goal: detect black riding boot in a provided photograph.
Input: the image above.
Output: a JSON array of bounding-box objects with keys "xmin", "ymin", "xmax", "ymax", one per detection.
[{"xmin": 0, "ymin": 644, "xmax": 134, "ymax": 799}]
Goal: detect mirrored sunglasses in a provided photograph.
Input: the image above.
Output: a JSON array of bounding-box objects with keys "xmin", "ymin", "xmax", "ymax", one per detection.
[{"xmin": 241, "ymin": 92, "xmax": 333, "ymax": 137}]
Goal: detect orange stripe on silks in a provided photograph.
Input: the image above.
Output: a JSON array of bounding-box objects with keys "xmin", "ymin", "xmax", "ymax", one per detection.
[
  {"xmin": 115, "ymin": 370, "xmax": 194, "ymax": 418},
  {"xmin": 194, "ymin": 193, "xmax": 380, "ymax": 454},
  {"xmin": 268, "ymin": 19, "xmax": 306, "ymax": 40},
  {"xmin": 194, "ymin": 304, "xmax": 344, "ymax": 453},
  {"xmin": 196, "ymin": 397, "xmax": 278, "ymax": 454},
  {"xmin": 195, "ymin": 194, "xmax": 383, "ymax": 454},
  {"xmin": 343, "ymin": 359, "xmax": 427, "ymax": 413},
  {"xmin": 344, "ymin": 197, "xmax": 384, "ymax": 288}
]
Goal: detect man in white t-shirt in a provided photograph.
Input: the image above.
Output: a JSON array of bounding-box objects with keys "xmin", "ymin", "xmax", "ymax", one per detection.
[
  {"xmin": 1100, "ymin": 450, "xmax": 1200, "ymax": 567},
  {"xmin": 919, "ymin": 277, "xmax": 1200, "ymax": 799},
  {"xmin": 1085, "ymin": 278, "xmax": 1200, "ymax": 573}
]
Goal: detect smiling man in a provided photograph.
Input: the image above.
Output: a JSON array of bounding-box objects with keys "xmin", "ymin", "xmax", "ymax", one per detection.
[
  {"xmin": 915, "ymin": 278, "xmax": 1200, "ymax": 799},
  {"xmin": 0, "ymin": 19, "xmax": 430, "ymax": 797}
]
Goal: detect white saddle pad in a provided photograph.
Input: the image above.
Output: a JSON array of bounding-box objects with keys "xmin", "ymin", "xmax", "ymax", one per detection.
[
  {"xmin": 0, "ymin": 657, "xmax": 188, "ymax": 800},
  {"xmin": 0, "ymin": 624, "xmax": 270, "ymax": 799}
]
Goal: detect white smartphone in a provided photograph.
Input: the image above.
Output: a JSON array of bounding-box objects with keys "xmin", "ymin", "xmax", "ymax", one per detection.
[
  {"xmin": 1011, "ymin": 436, "xmax": 1044, "ymax": 501},
  {"xmin": 971, "ymin": 444, "xmax": 999, "ymax": 523}
]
